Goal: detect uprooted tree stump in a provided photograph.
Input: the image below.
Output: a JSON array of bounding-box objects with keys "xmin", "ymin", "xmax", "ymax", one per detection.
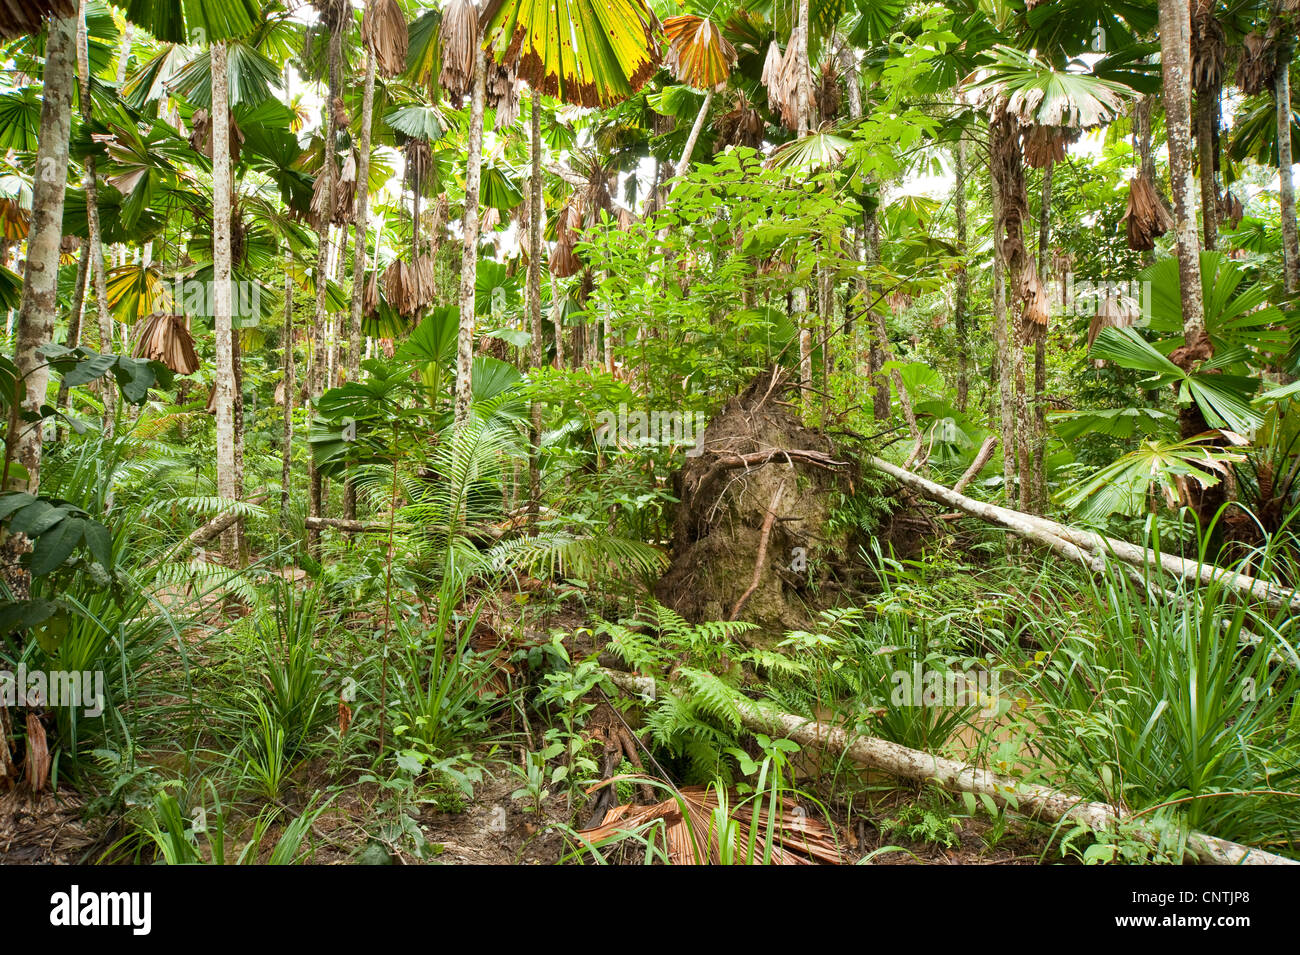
[{"xmin": 654, "ymin": 369, "xmax": 919, "ymax": 634}]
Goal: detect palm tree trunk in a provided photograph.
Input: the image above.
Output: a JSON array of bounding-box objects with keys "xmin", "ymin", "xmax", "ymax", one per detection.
[
  {"xmin": 551, "ymin": 278, "xmax": 566, "ymax": 369},
  {"xmin": 10, "ymin": 14, "xmax": 77, "ymax": 493},
  {"xmin": 349, "ymin": 49, "xmax": 376, "ymax": 382},
  {"xmin": 527, "ymin": 89, "xmax": 544, "ymax": 529},
  {"xmin": 281, "ymin": 245, "xmax": 295, "ymax": 528},
  {"xmin": 454, "ymin": 47, "xmax": 487, "ymax": 428},
  {"xmin": 308, "ymin": 21, "xmax": 343, "ymax": 554},
  {"xmin": 1158, "ymin": 0, "xmax": 1208, "ymax": 347},
  {"xmin": 1277, "ymin": 32, "xmax": 1299, "ymax": 294},
  {"xmin": 1031, "ymin": 163, "xmax": 1053, "ymax": 512},
  {"xmin": 793, "ymin": 0, "xmax": 813, "ymax": 398},
  {"xmin": 76, "ymin": 0, "xmax": 116, "ymax": 438},
  {"xmin": 211, "ymin": 41, "xmax": 240, "ymax": 563},
  {"xmin": 54, "ymin": 238, "xmax": 88, "ymax": 429},
  {"xmin": 1195, "ymin": 88, "xmax": 1219, "ymax": 251},
  {"xmin": 990, "ymin": 103, "xmax": 1033, "ymax": 510},
  {"xmin": 989, "ymin": 143, "xmax": 1015, "ymax": 509},
  {"xmin": 953, "ymin": 140, "xmax": 970, "ymax": 414},
  {"xmin": 344, "ymin": 48, "xmax": 377, "ymax": 521}
]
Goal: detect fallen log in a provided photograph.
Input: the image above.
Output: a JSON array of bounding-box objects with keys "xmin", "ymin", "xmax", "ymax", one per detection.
[
  {"xmin": 600, "ymin": 669, "xmax": 1296, "ymax": 866},
  {"xmin": 867, "ymin": 455, "xmax": 1300, "ymax": 613},
  {"xmin": 177, "ymin": 494, "xmax": 268, "ymax": 554},
  {"xmin": 304, "ymin": 516, "xmax": 386, "ymax": 534}
]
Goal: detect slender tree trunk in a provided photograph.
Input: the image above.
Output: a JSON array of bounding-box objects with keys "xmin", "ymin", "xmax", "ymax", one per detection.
[
  {"xmin": 990, "ymin": 171, "xmax": 1015, "ymax": 507},
  {"xmin": 678, "ymin": 88, "xmax": 714, "ymax": 172},
  {"xmin": 308, "ymin": 23, "xmax": 343, "ymax": 554},
  {"xmin": 527, "ymin": 90, "xmax": 544, "ymax": 530},
  {"xmin": 281, "ymin": 246, "xmax": 295, "ymax": 528},
  {"xmin": 211, "ymin": 41, "xmax": 240, "ymax": 563},
  {"xmin": 77, "ymin": 0, "xmax": 115, "ymax": 437},
  {"xmin": 349, "ymin": 50, "xmax": 376, "ymax": 383},
  {"xmin": 54, "ymin": 238, "xmax": 88, "ymax": 427},
  {"xmin": 990, "ymin": 104, "xmax": 1033, "ymax": 510},
  {"xmin": 11, "ymin": 15, "xmax": 77, "ymax": 493},
  {"xmin": 793, "ymin": 0, "xmax": 813, "ymax": 398},
  {"xmin": 454, "ymin": 48, "xmax": 487, "ymax": 428},
  {"xmin": 1277, "ymin": 32, "xmax": 1300, "ymax": 294},
  {"xmin": 1159, "ymin": 0, "xmax": 1208, "ymax": 346},
  {"xmin": 343, "ymin": 49, "xmax": 377, "ymax": 521},
  {"xmin": 551, "ymin": 279, "xmax": 566, "ymax": 369},
  {"xmin": 1195, "ymin": 88, "xmax": 1219, "ymax": 251},
  {"xmin": 953, "ymin": 140, "xmax": 970, "ymax": 414},
  {"xmin": 1031, "ymin": 163, "xmax": 1053, "ymax": 512}
]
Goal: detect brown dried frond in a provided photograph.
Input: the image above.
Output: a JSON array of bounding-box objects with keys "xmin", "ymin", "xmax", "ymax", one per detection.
[
  {"xmin": 551, "ymin": 203, "xmax": 583, "ymax": 278},
  {"xmin": 1021, "ymin": 269, "xmax": 1050, "ymax": 327},
  {"xmin": 1218, "ymin": 189, "xmax": 1243, "ymax": 230},
  {"xmin": 382, "ymin": 254, "xmax": 437, "ymax": 316},
  {"xmin": 578, "ymin": 785, "xmax": 843, "ymax": 865},
  {"xmin": 133, "ymin": 312, "xmax": 201, "ymax": 375},
  {"xmin": 189, "ymin": 108, "xmax": 245, "ymax": 165},
  {"xmin": 815, "ymin": 60, "xmax": 841, "ymax": 122},
  {"xmin": 1120, "ymin": 175, "xmax": 1174, "ymax": 251},
  {"xmin": 1088, "ymin": 293, "xmax": 1140, "ymax": 352},
  {"xmin": 0, "ymin": 197, "xmax": 29, "ymax": 239},
  {"xmin": 439, "ymin": 0, "xmax": 479, "ymax": 101},
  {"xmin": 404, "ymin": 138, "xmax": 433, "ymax": 192},
  {"xmin": 1191, "ymin": 2, "xmax": 1226, "ymax": 92},
  {"xmin": 331, "ymin": 95, "xmax": 350, "ymax": 131},
  {"xmin": 714, "ymin": 93, "xmax": 764, "ymax": 152},
  {"xmin": 362, "ymin": 0, "xmax": 409, "ymax": 78},
  {"xmin": 0, "ymin": 0, "xmax": 77, "ymax": 39},
  {"xmin": 1235, "ymin": 32, "xmax": 1276, "ymax": 96},
  {"xmin": 488, "ymin": 57, "xmax": 520, "ymax": 129},
  {"xmin": 1021, "ymin": 125, "xmax": 1078, "ymax": 169},
  {"xmin": 363, "ymin": 269, "xmax": 379, "ymax": 317},
  {"xmin": 662, "ymin": 14, "xmax": 738, "ymax": 91}
]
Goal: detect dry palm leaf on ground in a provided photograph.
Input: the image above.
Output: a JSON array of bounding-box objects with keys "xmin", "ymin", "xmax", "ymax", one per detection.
[
  {"xmin": 578, "ymin": 784, "xmax": 844, "ymax": 864},
  {"xmin": 1120, "ymin": 176, "xmax": 1173, "ymax": 251},
  {"xmin": 133, "ymin": 312, "xmax": 201, "ymax": 375}
]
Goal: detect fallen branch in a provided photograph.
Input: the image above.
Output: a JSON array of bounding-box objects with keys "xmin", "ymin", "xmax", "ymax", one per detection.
[
  {"xmin": 600, "ymin": 670, "xmax": 1296, "ymax": 866},
  {"xmin": 953, "ymin": 436, "xmax": 998, "ymax": 494},
  {"xmin": 867, "ymin": 455, "xmax": 1300, "ymax": 613},
  {"xmin": 304, "ymin": 516, "xmax": 386, "ymax": 534},
  {"xmin": 178, "ymin": 494, "xmax": 268, "ymax": 554}
]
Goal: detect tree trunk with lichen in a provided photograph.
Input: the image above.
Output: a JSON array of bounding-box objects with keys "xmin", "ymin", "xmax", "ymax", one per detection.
[
  {"xmin": 211, "ymin": 41, "xmax": 240, "ymax": 563},
  {"xmin": 989, "ymin": 104, "xmax": 1033, "ymax": 511},
  {"xmin": 11, "ymin": 15, "xmax": 77, "ymax": 493},
  {"xmin": 455, "ymin": 48, "xmax": 487, "ymax": 428}
]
